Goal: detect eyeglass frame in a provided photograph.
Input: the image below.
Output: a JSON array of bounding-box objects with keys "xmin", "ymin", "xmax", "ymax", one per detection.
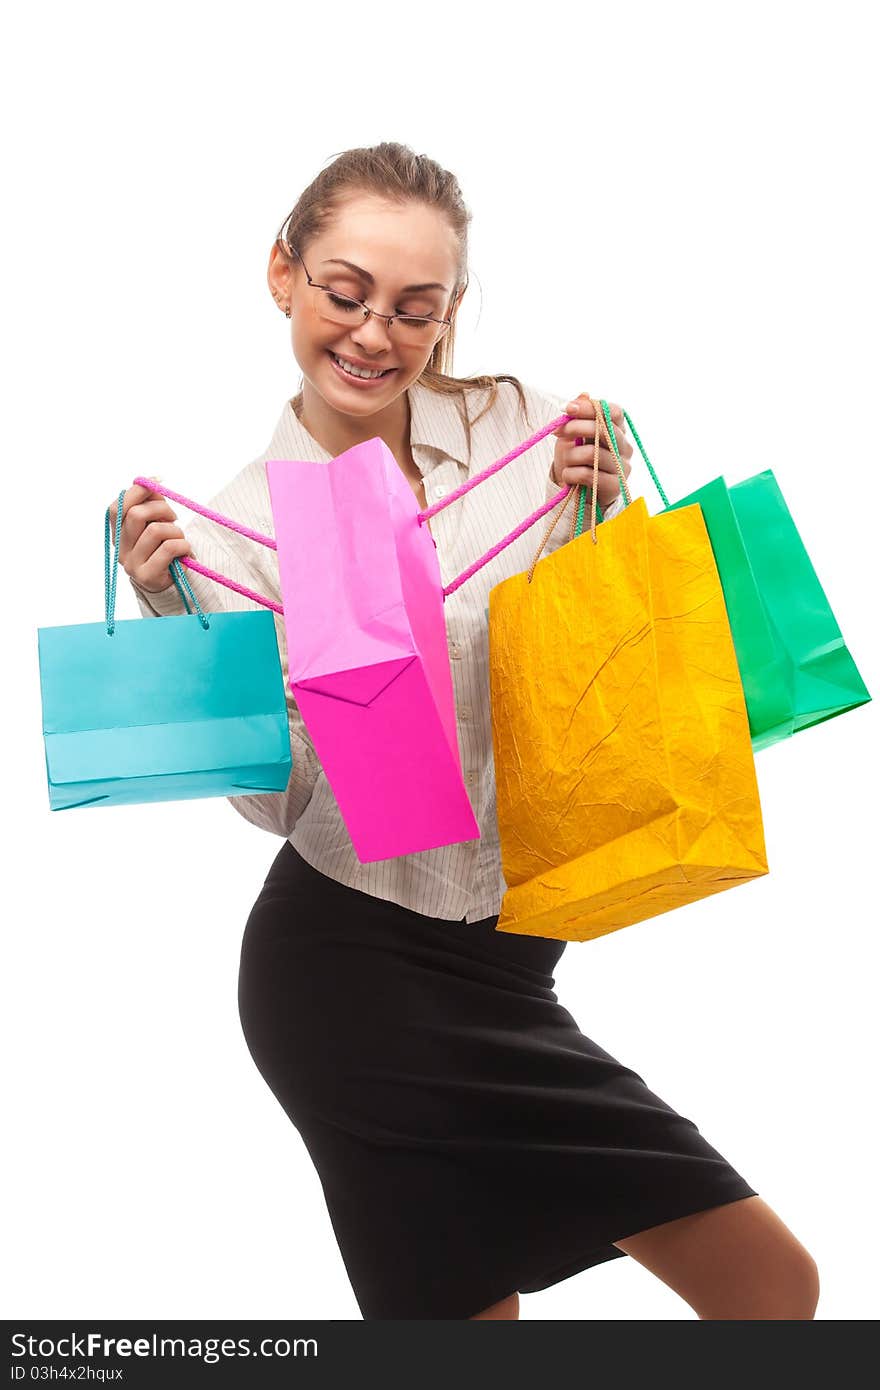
[{"xmin": 276, "ymin": 237, "xmax": 456, "ymax": 338}]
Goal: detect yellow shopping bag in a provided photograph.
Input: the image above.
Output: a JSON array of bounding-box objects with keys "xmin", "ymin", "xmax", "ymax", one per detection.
[{"xmin": 489, "ymin": 489, "xmax": 769, "ymax": 943}]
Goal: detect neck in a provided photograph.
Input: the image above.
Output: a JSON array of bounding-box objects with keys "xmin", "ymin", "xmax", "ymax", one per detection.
[{"xmin": 295, "ymin": 379, "xmax": 413, "ymax": 466}]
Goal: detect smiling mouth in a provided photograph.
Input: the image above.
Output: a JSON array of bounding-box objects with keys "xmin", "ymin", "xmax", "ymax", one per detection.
[{"xmin": 327, "ymin": 349, "xmax": 396, "ymax": 380}]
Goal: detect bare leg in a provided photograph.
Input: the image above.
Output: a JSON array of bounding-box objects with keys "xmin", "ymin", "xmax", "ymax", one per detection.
[
  {"xmin": 470, "ymin": 1292, "xmax": 520, "ymax": 1319},
  {"xmin": 613, "ymin": 1194, "xmax": 820, "ymax": 1319}
]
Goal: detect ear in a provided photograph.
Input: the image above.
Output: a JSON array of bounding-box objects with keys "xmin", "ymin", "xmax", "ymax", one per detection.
[{"xmin": 267, "ymin": 238, "xmax": 296, "ymax": 306}]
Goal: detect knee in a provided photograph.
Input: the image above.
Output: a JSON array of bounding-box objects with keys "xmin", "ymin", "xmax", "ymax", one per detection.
[
  {"xmin": 778, "ymin": 1246, "xmax": 821, "ymax": 1319},
  {"xmin": 470, "ymin": 1291, "xmax": 520, "ymax": 1320},
  {"xmin": 693, "ymin": 1231, "xmax": 820, "ymax": 1321},
  {"xmin": 746, "ymin": 1242, "xmax": 821, "ymax": 1320}
]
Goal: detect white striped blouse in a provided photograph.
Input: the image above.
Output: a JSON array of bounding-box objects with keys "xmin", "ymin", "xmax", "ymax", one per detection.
[{"xmin": 129, "ymin": 377, "xmax": 628, "ymax": 921}]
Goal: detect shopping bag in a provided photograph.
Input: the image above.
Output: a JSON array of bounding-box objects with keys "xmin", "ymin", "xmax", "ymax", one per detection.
[
  {"xmin": 670, "ymin": 471, "xmax": 871, "ymax": 748},
  {"xmin": 489, "ymin": 459, "xmax": 769, "ymax": 942},
  {"xmin": 38, "ymin": 492, "xmax": 292, "ymax": 810},
  {"xmin": 266, "ymin": 438, "xmax": 481, "ymax": 862},
  {"xmin": 616, "ymin": 414, "xmax": 872, "ymax": 749}
]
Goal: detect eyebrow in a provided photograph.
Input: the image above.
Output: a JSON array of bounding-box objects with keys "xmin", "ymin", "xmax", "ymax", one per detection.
[{"xmin": 320, "ymin": 258, "xmax": 449, "ymax": 294}]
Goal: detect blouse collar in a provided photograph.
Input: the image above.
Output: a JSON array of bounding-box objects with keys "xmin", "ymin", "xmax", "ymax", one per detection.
[{"xmin": 262, "ymin": 378, "xmax": 470, "ymax": 471}]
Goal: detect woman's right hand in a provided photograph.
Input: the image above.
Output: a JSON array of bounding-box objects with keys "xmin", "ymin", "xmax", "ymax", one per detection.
[{"xmin": 107, "ymin": 478, "xmax": 193, "ymax": 594}]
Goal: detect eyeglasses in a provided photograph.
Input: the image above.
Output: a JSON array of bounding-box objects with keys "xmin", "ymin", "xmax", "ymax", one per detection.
[{"xmin": 279, "ymin": 239, "xmax": 454, "ymax": 344}]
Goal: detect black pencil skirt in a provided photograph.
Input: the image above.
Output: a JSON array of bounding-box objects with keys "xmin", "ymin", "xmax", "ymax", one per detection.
[{"xmin": 237, "ymin": 840, "xmax": 758, "ymax": 1320}]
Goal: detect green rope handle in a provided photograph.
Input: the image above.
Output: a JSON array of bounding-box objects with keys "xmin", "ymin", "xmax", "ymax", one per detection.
[
  {"xmin": 622, "ymin": 406, "xmax": 670, "ymax": 509},
  {"xmin": 571, "ymin": 399, "xmax": 670, "ymax": 538},
  {"xmin": 573, "ymin": 480, "xmax": 595, "ymax": 536}
]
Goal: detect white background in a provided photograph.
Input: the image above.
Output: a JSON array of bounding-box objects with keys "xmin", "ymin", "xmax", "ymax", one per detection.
[{"xmin": 4, "ymin": 0, "xmax": 877, "ymax": 1321}]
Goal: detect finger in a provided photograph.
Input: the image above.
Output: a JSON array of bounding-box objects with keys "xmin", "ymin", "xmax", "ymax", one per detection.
[
  {"xmin": 560, "ymin": 467, "xmax": 626, "ymax": 507},
  {"xmin": 128, "ymin": 519, "xmax": 188, "ymax": 572},
  {"xmin": 133, "ymin": 537, "xmax": 194, "ymax": 591},
  {"xmin": 556, "ymin": 414, "xmax": 629, "ymax": 445},
  {"xmin": 123, "ymin": 476, "xmax": 168, "ymax": 509},
  {"xmin": 569, "ymin": 455, "xmax": 631, "ymax": 489},
  {"xmin": 561, "ymin": 393, "xmax": 597, "ymax": 422},
  {"xmin": 118, "ymin": 500, "xmax": 177, "ymax": 564},
  {"xmin": 564, "ymin": 435, "xmax": 633, "ymax": 478},
  {"xmin": 563, "ymin": 443, "xmax": 633, "ymax": 484},
  {"xmin": 563, "ymin": 456, "xmax": 623, "ymax": 486},
  {"xmin": 562, "ymin": 395, "xmax": 624, "ymax": 424},
  {"xmin": 559, "ymin": 421, "xmax": 632, "ymax": 461},
  {"xmin": 109, "ymin": 478, "xmax": 171, "ymax": 530},
  {"xmin": 120, "ymin": 498, "xmax": 179, "ymax": 552}
]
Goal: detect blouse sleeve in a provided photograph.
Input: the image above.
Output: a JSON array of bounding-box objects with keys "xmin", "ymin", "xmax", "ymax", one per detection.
[{"xmin": 127, "ymin": 510, "xmax": 321, "ymax": 840}]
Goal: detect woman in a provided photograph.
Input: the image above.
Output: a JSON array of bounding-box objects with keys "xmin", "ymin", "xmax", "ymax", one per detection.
[{"xmin": 113, "ymin": 142, "xmax": 819, "ymax": 1321}]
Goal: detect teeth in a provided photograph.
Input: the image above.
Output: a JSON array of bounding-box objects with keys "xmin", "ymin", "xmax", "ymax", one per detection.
[{"xmin": 332, "ymin": 352, "xmax": 388, "ymax": 380}]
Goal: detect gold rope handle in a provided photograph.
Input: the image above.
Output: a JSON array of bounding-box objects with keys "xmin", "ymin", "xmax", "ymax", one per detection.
[{"xmin": 526, "ymin": 484, "xmax": 575, "ymax": 582}]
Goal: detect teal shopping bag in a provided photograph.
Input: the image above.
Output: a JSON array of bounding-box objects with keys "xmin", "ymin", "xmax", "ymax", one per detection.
[
  {"xmin": 595, "ymin": 402, "xmax": 871, "ymax": 750},
  {"xmin": 38, "ymin": 491, "xmax": 292, "ymax": 809}
]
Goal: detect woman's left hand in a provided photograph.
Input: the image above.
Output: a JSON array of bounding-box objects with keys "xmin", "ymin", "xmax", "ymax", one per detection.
[{"xmin": 551, "ymin": 394, "xmax": 634, "ymax": 511}]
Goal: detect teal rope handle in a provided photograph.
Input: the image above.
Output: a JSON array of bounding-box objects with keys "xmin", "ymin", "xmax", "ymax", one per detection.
[
  {"xmin": 168, "ymin": 562, "xmax": 195, "ymax": 615},
  {"xmin": 104, "ymin": 491, "xmax": 125, "ymax": 634},
  {"xmin": 104, "ymin": 490, "xmax": 209, "ymax": 634},
  {"xmin": 168, "ymin": 557, "xmax": 210, "ymax": 627}
]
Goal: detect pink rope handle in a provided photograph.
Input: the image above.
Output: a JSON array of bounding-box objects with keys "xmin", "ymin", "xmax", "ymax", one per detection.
[
  {"xmin": 433, "ymin": 409, "xmax": 587, "ymax": 596},
  {"xmin": 131, "ymin": 476, "xmax": 277, "ymax": 550},
  {"xmin": 417, "ymin": 412, "xmax": 570, "ymax": 523},
  {"xmin": 131, "ymin": 474, "xmax": 281, "ymax": 614},
  {"xmin": 177, "ymin": 556, "xmax": 284, "ymax": 614},
  {"xmin": 443, "ymin": 486, "xmax": 569, "ymax": 597},
  {"xmin": 133, "ymin": 405, "xmax": 577, "ymax": 611}
]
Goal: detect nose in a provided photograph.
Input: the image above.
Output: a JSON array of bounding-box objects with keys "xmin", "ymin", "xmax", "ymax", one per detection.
[{"xmin": 350, "ymin": 311, "xmax": 394, "ymax": 355}]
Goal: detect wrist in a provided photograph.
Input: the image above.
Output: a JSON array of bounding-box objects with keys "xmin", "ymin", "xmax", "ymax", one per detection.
[{"xmin": 134, "ymin": 577, "xmax": 175, "ymax": 595}]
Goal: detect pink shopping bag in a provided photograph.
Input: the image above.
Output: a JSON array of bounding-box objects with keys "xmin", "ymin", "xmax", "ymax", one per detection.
[{"xmin": 266, "ymin": 437, "xmax": 479, "ymax": 862}]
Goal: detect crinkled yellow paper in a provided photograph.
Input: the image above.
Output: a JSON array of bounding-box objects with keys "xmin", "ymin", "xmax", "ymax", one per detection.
[{"xmin": 489, "ymin": 497, "xmax": 769, "ymax": 942}]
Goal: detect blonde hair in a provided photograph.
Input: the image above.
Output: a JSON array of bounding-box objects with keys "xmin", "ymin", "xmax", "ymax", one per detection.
[{"xmin": 274, "ymin": 141, "xmax": 529, "ymax": 457}]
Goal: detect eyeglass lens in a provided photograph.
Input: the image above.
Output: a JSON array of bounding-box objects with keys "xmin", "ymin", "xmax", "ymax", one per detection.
[{"xmin": 315, "ymin": 287, "xmax": 446, "ymax": 339}]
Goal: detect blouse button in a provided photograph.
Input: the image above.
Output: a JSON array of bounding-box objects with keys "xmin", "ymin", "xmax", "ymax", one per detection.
[
  {"xmin": 460, "ymin": 705, "xmax": 472, "ymax": 721},
  {"xmin": 434, "ymin": 485, "xmax": 448, "ymax": 499},
  {"xmin": 449, "ymin": 641, "xmax": 463, "ymax": 660}
]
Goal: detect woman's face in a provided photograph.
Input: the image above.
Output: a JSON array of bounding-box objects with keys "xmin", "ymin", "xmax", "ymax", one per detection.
[{"xmin": 268, "ymin": 194, "xmax": 462, "ymax": 420}]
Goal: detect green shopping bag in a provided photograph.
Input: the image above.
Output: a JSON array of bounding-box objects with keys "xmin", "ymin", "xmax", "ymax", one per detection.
[{"xmin": 594, "ymin": 402, "xmax": 871, "ymax": 750}]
